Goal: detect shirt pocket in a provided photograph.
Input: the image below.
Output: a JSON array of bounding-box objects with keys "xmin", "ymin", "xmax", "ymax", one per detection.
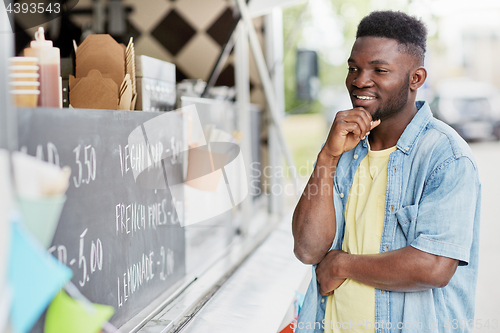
[{"xmin": 395, "ymin": 204, "xmax": 418, "ymax": 243}]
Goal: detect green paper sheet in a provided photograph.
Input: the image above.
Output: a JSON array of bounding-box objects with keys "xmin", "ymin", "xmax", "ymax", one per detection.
[{"xmin": 44, "ymin": 290, "xmax": 114, "ymax": 333}]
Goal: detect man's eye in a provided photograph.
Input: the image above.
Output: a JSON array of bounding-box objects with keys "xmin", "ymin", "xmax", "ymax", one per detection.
[
  {"xmin": 375, "ymin": 69, "xmax": 388, "ymax": 73},
  {"xmin": 348, "ymin": 67, "xmax": 357, "ymax": 72}
]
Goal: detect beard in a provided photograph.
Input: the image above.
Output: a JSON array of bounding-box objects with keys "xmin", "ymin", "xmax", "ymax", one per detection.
[{"xmin": 372, "ymin": 74, "xmax": 410, "ymax": 121}]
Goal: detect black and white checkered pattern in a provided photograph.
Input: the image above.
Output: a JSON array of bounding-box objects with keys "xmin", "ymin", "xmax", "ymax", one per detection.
[{"xmin": 13, "ymin": 0, "xmax": 267, "ymax": 109}]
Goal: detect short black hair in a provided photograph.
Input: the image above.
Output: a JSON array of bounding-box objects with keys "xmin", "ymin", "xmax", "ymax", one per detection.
[{"xmin": 356, "ymin": 11, "xmax": 427, "ymax": 65}]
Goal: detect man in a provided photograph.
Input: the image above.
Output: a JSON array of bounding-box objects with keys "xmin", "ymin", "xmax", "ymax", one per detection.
[{"xmin": 292, "ymin": 11, "xmax": 480, "ymax": 333}]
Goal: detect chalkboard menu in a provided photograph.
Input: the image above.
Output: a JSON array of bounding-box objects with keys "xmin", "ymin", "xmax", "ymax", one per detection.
[{"xmin": 17, "ymin": 107, "xmax": 186, "ymax": 328}]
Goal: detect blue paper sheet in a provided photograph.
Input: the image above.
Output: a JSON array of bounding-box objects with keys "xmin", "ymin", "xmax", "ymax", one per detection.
[{"xmin": 8, "ymin": 221, "xmax": 73, "ymax": 333}]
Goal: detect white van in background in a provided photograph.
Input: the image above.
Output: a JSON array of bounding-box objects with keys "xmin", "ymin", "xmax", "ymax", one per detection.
[{"xmin": 430, "ymin": 78, "xmax": 500, "ymax": 141}]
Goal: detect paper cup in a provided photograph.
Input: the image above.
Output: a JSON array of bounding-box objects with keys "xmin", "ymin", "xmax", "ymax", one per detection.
[
  {"xmin": 9, "ymin": 56, "xmax": 38, "ymax": 66},
  {"xmin": 10, "ymin": 81, "xmax": 40, "ymax": 90},
  {"xmin": 9, "ymin": 65, "xmax": 39, "ymax": 74},
  {"xmin": 185, "ymin": 146, "xmax": 227, "ymax": 192},
  {"xmin": 10, "ymin": 89, "xmax": 40, "ymax": 107},
  {"xmin": 17, "ymin": 195, "xmax": 66, "ymax": 248},
  {"xmin": 9, "ymin": 73, "xmax": 39, "ymax": 81}
]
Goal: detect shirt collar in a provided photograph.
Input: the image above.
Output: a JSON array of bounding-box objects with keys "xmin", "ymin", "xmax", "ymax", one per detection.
[
  {"xmin": 358, "ymin": 101, "xmax": 432, "ymax": 154},
  {"xmin": 395, "ymin": 100, "xmax": 433, "ymax": 155}
]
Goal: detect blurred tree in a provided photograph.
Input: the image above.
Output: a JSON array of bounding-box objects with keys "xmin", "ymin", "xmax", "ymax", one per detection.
[{"xmin": 282, "ymin": 3, "xmax": 310, "ymax": 114}]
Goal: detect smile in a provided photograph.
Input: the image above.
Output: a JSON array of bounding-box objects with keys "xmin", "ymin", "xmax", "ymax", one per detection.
[{"xmin": 354, "ymin": 95, "xmax": 376, "ymax": 100}]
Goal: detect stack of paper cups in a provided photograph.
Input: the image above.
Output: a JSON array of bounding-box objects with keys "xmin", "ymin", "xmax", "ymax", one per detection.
[{"xmin": 8, "ymin": 57, "xmax": 40, "ymax": 107}]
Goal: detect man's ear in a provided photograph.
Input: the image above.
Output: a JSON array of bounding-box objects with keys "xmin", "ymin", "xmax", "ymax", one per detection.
[{"xmin": 410, "ymin": 67, "xmax": 427, "ymax": 91}]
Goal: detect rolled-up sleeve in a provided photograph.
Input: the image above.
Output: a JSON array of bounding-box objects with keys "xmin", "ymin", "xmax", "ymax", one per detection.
[{"xmin": 410, "ymin": 156, "xmax": 479, "ymax": 266}]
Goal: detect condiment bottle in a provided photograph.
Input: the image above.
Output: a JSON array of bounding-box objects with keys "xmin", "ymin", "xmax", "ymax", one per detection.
[{"xmin": 24, "ymin": 27, "xmax": 61, "ymax": 108}]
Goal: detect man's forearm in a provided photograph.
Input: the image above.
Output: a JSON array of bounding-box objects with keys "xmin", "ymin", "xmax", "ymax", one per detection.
[
  {"xmin": 292, "ymin": 151, "xmax": 339, "ymax": 265},
  {"xmin": 293, "ymin": 108, "xmax": 377, "ymax": 265},
  {"xmin": 338, "ymin": 247, "xmax": 459, "ymax": 291},
  {"xmin": 317, "ymin": 246, "xmax": 458, "ymax": 294}
]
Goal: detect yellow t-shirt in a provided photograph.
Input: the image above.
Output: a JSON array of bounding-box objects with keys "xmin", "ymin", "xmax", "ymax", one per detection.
[{"xmin": 324, "ymin": 145, "xmax": 396, "ymax": 333}]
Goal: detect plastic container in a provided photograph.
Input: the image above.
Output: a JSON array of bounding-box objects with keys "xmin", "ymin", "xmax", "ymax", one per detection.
[
  {"xmin": 9, "ymin": 65, "xmax": 39, "ymax": 73},
  {"xmin": 24, "ymin": 27, "xmax": 61, "ymax": 108},
  {"xmin": 9, "ymin": 56, "xmax": 38, "ymax": 66},
  {"xmin": 10, "ymin": 89, "xmax": 40, "ymax": 107},
  {"xmin": 9, "ymin": 81, "xmax": 40, "ymax": 90},
  {"xmin": 9, "ymin": 73, "xmax": 39, "ymax": 81}
]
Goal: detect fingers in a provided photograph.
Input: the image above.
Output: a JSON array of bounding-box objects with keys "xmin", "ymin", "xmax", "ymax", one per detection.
[
  {"xmin": 354, "ymin": 108, "xmax": 373, "ymax": 129},
  {"xmin": 338, "ymin": 121, "xmax": 363, "ymax": 139},
  {"xmin": 335, "ymin": 108, "xmax": 372, "ymax": 140},
  {"xmin": 363, "ymin": 119, "xmax": 381, "ymax": 138},
  {"xmin": 325, "ymin": 108, "xmax": 379, "ymax": 157},
  {"xmin": 370, "ymin": 119, "xmax": 381, "ymax": 130}
]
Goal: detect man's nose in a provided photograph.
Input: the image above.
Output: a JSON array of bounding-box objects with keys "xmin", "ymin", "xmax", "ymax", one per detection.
[{"xmin": 352, "ymin": 71, "xmax": 373, "ymax": 88}]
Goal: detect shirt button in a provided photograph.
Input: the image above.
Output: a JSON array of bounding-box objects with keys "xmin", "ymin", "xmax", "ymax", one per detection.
[
  {"xmin": 385, "ymin": 245, "xmax": 389, "ymax": 251},
  {"xmin": 354, "ymin": 154, "xmax": 359, "ymax": 160},
  {"xmin": 405, "ymin": 147, "xmax": 410, "ymax": 151},
  {"xmin": 391, "ymin": 205, "xmax": 394, "ymax": 213},
  {"xmin": 340, "ymin": 193, "xmax": 344, "ymax": 198},
  {"xmin": 321, "ymin": 298, "xmax": 325, "ymax": 303},
  {"xmin": 394, "ymin": 166, "xmax": 397, "ymax": 173},
  {"xmin": 381, "ymin": 289, "xmax": 384, "ymax": 294}
]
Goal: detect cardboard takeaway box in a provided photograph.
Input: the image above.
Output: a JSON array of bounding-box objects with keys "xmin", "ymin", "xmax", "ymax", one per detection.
[{"xmin": 69, "ymin": 34, "xmax": 136, "ymax": 110}]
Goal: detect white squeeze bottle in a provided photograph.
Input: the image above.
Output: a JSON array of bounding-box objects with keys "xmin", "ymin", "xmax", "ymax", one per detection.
[{"xmin": 24, "ymin": 27, "xmax": 61, "ymax": 108}]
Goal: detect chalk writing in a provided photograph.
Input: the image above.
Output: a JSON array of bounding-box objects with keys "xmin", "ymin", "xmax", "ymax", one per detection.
[
  {"xmin": 73, "ymin": 144, "xmax": 97, "ymax": 188},
  {"xmin": 118, "ymin": 142, "xmax": 164, "ymax": 177},
  {"xmin": 117, "ymin": 251, "xmax": 156, "ymax": 307},
  {"xmin": 19, "ymin": 142, "xmax": 60, "ymax": 167}
]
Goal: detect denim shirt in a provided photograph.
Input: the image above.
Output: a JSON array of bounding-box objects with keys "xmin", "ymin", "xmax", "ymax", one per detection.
[{"xmin": 295, "ymin": 101, "xmax": 481, "ymax": 333}]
